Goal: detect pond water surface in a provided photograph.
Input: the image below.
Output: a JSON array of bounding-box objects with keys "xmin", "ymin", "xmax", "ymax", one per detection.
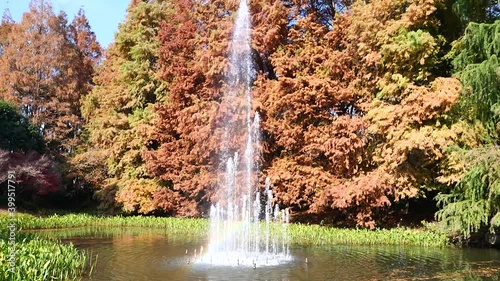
[{"xmin": 33, "ymin": 227, "xmax": 500, "ymax": 281}]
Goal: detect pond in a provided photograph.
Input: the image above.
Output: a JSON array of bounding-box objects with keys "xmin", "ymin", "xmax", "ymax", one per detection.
[{"xmin": 32, "ymin": 227, "xmax": 500, "ymax": 281}]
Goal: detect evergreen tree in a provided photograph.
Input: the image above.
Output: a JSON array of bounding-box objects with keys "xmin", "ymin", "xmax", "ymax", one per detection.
[
  {"xmin": 78, "ymin": 0, "xmax": 172, "ymax": 213},
  {"xmin": 453, "ymin": 0, "xmax": 500, "ymax": 24},
  {"xmin": 0, "ymin": 99, "xmax": 44, "ymax": 153},
  {"xmin": 436, "ymin": 20, "xmax": 500, "ymax": 237}
]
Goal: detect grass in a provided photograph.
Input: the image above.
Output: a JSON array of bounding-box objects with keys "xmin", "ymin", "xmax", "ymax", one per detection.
[
  {"xmin": 0, "ymin": 232, "xmax": 93, "ymax": 281},
  {"xmin": 288, "ymin": 223, "xmax": 449, "ymax": 247},
  {"xmin": 1, "ymin": 213, "xmax": 449, "ymax": 247},
  {"xmin": 1, "ymin": 213, "xmax": 209, "ymax": 236}
]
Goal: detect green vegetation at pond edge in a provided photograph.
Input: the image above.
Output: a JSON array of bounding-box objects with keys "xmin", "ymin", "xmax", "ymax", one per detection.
[
  {"xmin": 2, "ymin": 213, "xmax": 208, "ymax": 235},
  {"xmin": 0, "ymin": 233, "xmax": 93, "ymax": 281},
  {"xmin": 288, "ymin": 224, "xmax": 449, "ymax": 247},
  {"xmin": 0, "ymin": 213, "xmax": 450, "ymax": 280},
  {"xmin": 1, "ymin": 213, "xmax": 450, "ymax": 247}
]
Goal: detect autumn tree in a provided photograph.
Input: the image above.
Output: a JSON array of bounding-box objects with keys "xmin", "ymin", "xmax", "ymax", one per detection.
[
  {"xmin": 254, "ymin": 13, "xmax": 360, "ymax": 214},
  {"xmin": 75, "ymin": 0, "xmax": 498, "ymax": 230},
  {"xmin": 248, "ymin": 0, "xmax": 463, "ymax": 227},
  {"xmin": 143, "ymin": 0, "xmax": 239, "ymax": 216},
  {"xmin": 329, "ymin": 0, "xmax": 462, "ymax": 226},
  {"xmin": 0, "ymin": 0, "xmax": 101, "ymax": 155},
  {"xmin": 0, "ymin": 10, "xmax": 13, "ymax": 56},
  {"xmin": 140, "ymin": 0, "xmax": 464, "ymax": 226},
  {"xmin": 78, "ymin": 0, "xmax": 172, "ymax": 213},
  {"xmin": 0, "ymin": 0, "xmax": 101, "ymax": 205},
  {"xmin": 0, "ymin": 99, "xmax": 59, "ymax": 200},
  {"xmin": 68, "ymin": 8, "xmax": 102, "ymax": 108}
]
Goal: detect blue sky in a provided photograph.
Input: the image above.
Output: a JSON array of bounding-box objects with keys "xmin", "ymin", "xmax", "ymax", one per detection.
[{"xmin": 0, "ymin": 0, "xmax": 130, "ymax": 48}]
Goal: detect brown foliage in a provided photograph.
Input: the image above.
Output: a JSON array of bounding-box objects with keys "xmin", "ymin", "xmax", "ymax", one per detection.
[
  {"xmin": 0, "ymin": 1, "xmax": 101, "ymax": 155},
  {"xmin": 253, "ymin": 0, "xmax": 462, "ymax": 227},
  {"xmin": 144, "ymin": 0, "xmax": 243, "ymax": 216},
  {"xmin": 143, "ymin": 0, "xmax": 462, "ymax": 227}
]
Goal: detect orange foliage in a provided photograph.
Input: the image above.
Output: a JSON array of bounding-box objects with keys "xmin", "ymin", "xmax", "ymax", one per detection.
[{"xmin": 145, "ymin": 0, "xmax": 463, "ymax": 226}]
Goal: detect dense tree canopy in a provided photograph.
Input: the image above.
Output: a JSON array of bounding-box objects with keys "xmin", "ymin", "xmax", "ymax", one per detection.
[
  {"xmin": 0, "ymin": 99, "xmax": 44, "ymax": 153},
  {"xmin": 436, "ymin": 19, "xmax": 500, "ymax": 237},
  {"xmin": 77, "ymin": 0, "xmax": 498, "ymax": 231},
  {"xmin": 0, "ymin": 0, "xmax": 101, "ymax": 203},
  {"xmin": 78, "ymin": 0, "xmax": 172, "ymax": 212},
  {"xmin": 0, "ymin": 0, "xmax": 101, "ymax": 155},
  {"xmin": 135, "ymin": 0, "xmax": 462, "ymax": 226},
  {"xmin": 2, "ymin": 0, "xmax": 498, "ymax": 236}
]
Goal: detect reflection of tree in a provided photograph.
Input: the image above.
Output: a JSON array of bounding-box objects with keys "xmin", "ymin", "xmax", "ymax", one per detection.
[{"xmin": 378, "ymin": 246, "xmax": 500, "ymax": 280}]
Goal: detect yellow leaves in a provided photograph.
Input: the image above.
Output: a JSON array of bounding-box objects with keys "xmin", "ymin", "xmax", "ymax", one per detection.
[
  {"xmin": 436, "ymin": 148, "xmax": 467, "ymax": 184},
  {"xmin": 367, "ymin": 77, "xmax": 461, "ymax": 135},
  {"xmin": 380, "ymin": 29, "xmax": 441, "ymax": 86},
  {"xmin": 361, "ymin": 68, "xmax": 462, "ymax": 221},
  {"xmin": 344, "ymin": 0, "xmax": 446, "ymax": 105},
  {"xmin": 377, "ymin": 73, "xmax": 410, "ymax": 100},
  {"xmin": 436, "ymin": 120, "xmax": 493, "ymax": 185},
  {"xmin": 116, "ymin": 178, "xmax": 159, "ymax": 214}
]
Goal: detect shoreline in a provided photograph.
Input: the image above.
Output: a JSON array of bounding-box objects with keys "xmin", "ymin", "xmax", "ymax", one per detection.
[{"xmin": 1, "ymin": 212, "xmax": 450, "ymax": 247}]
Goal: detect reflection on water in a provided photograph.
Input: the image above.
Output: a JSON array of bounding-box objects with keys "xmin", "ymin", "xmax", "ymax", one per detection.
[{"xmin": 31, "ymin": 227, "xmax": 500, "ymax": 281}]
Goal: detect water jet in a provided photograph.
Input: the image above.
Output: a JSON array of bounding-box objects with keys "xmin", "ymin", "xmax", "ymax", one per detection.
[{"xmin": 199, "ymin": 0, "xmax": 292, "ymax": 267}]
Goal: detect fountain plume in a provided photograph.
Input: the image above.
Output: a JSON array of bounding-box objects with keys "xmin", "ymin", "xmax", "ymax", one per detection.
[{"xmin": 201, "ymin": 0, "xmax": 291, "ymax": 267}]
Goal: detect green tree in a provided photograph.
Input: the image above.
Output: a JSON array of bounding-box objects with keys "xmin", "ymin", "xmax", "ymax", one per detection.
[
  {"xmin": 78, "ymin": 0, "xmax": 172, "ymax": 213},
  {"xmin": 452, "ymin": 0, "xmax": 499, "ymax": 24},
  {"xmin": 0, "ymin": 99, "xmax": 44, "ymax": 153},
  {"xmin": 436, "ymin": 20, "xmax": 500, "ymax": 237},
  {"xmin": 452, "ymin": 21, "xmax": 500, "ymax": 133}
]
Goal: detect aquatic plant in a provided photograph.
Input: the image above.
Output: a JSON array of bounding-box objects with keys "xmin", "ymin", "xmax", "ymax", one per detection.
[
  {"xmin": 0, "ymin": 213, "xmax": 209, "ymax": 236},
  {"xmin": 288, "ymin": 224, "xmax": 449, "ymax": 247},
  {"xmin": 0, "ymin": 232, "xmax": 92, "ymax": 281},
  {"xmin": 1, "ymin": 213, "xmax": 449, "ymax": 247}
]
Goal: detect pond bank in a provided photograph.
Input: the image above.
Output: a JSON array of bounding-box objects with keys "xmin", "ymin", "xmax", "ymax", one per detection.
[
  {"xmin": 0, "ymin": 212, "xmax": 450, "ymax": 280},
  {"xmin": 2, "ymin": 213, "xmax": 449, "ymax": 247}
]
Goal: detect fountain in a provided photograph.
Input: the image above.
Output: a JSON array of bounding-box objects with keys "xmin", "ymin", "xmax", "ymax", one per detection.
[{"xmin": 197, "ymin": 0, "xmax": 292, "ymax": 267}]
